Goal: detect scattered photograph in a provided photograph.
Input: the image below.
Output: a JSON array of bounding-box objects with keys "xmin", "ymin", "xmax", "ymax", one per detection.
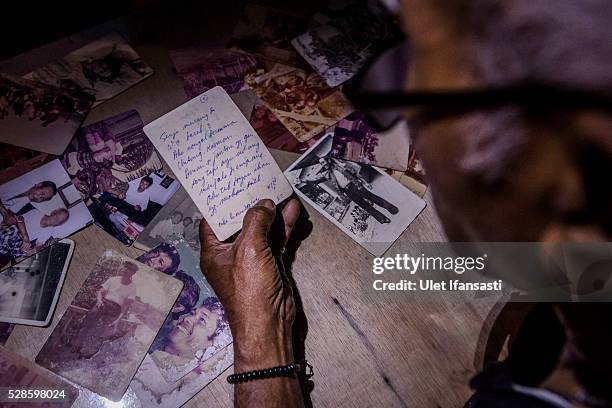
[
  {"xmin": 26, "ymin": 32, "xmax": 154, "ymax": 106},
  {"xmin": 329, "ymin": 113, "xmax": 411, "ymax": 171},
  {"xmin": 171, "ymin": 47, "xmax": 264, "ymax": 97},
  {"xmin": 244, "ymin": 62, "xmax": 353, "ymax": 142},
  {"xmin": 61, "ymin": 109, "xmax": 163, "ymax": 201},
  {"xmin": 0, "ymin": 142, "xmax": 54, "ymax": 184},
  {"xmin": 0, "ymin": 73, "xmax": 93, "ymax": 155},
  {"xmin": 1, "ymin": 345, "xmax": 79, "ymax": 408},
  {"xmin": 36, "ymin": 250, "xmax": 183, "ymax": 401},
  {"xmin": 134, "ymin": 187, "xmax": 202, "ymax": 254},
  {"xmin": 0, "ymin": 239, "xmax": 74, "ymax": 326},
  {"xmin": 285, "ymin": 133, "xmax": 426, "ymax": 256},
  {"xmin": 231, "ymin": 89, "xmax": 323, "ymax": 153},
  {"xmin": 292, "ymin": 0, "xmax": 403, "ymax": 86},
  {"xmin": 384, "ymin": 145, "xmax": 428, "ymax": 197},
  {"xmin": 137, "ymin": 241, "xmax": 232, "ymax": 383},
  {"xmin": 227, "ymin": 4, "xmax": 309, "ymax": 68},
  {"xmin": 130, "ymin": 346, "xmax": 233, "ymax": 408},
  {"xmin": 0, "ymin": 322, "xmax": 13, "ymax": 345},
  {"xmin": 88, "ymin": 170, "xmax": 180, "ymax": 245},
  {"xmin": 0, "ymin": 160, "xmax": 93, "ymax": 270}
]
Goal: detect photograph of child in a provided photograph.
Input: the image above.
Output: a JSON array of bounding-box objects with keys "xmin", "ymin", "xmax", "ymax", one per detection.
[
  {"xmin": 36, "ymin": 251, "xmax": 182, "ymax": 401},
  {"xmin": 138, "ymin": 241, "xmax": 232, "ymax": 383},
  {"xmin": 27, "ymin": 32, "xmax": 154, "ymax": 106},
  {"xmin": 0, "ymin": 160, "xmax": 92, "ymax": 269}
]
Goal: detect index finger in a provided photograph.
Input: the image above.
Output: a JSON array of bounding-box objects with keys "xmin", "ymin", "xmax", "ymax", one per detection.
[{"xmin": 199, "ymin": 218, "xmax": 223, "ymax": 249}]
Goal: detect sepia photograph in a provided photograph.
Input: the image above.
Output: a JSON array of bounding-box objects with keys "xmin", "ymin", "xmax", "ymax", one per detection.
[
  {"xmin": 0, "ymin": 239, "xmax": 74, "ymax": 326},
  {"xmin": 0, "ymin": 73, "xmax": 93, "ymax": 155},
  {"xmin": 285, "ymin": 133, "xmax": 426, "ymax": 255},
  {"xmin": 138, "ymin": 241, "xmax": 232, "ymax": 383},
  {"xmin": 26, "ymin": 32, "xmax": 154, "ymax": 106},
  {"xmin": 244, "ymin": 61, "xmax": 353, "ymax": 142},
  {"xmin": 0, "ymin": 160, "xmax": 93, "ymax": 270},
  {"xmin": 36, "ymin": 251, "xmax": 182, "ymax": 401}
]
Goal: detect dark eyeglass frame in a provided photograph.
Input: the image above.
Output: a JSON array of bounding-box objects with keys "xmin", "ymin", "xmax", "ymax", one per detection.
[{"xmin": 347, "ymin": 84, "xmax": 612, "ymax": 133}]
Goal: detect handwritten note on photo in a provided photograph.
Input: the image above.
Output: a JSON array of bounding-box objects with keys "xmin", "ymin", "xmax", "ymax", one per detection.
[{"xmin": 144, "ymin": 86, "xmax": 292, "ymax": 241}]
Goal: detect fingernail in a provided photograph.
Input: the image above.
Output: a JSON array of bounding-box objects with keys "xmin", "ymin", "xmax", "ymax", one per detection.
[{"xmin": 258, "ymin": 199, "xmax": 275, "ymax": 210}]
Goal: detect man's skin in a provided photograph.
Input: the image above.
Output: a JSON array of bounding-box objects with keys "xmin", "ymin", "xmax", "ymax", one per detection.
[{"xmin": 200, "ymin": 1, "xmax": 612, "ymax": 406}]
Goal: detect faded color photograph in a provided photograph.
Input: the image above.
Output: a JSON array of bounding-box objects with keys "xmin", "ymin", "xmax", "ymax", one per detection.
[
  {"xmin": 36, "ymin": 251, "xmax": 182, "ymax": 401},
  {"xmin": 89, "ymin": 171, "xmax": 180, "ymax": 245},
  {"xmin": 1, "ymin": 346, "xmax": 79, "ymax": 408},
  {"xmin": 27, "ymin": 32, "xmax": 154, "ymax": 106},
  {"xmin": 0, "ymin": 239, "xmax": 73, "ymax": 326},
  {"xmin": 228, "ymin": 4, "xmax": 309, "ymax": 68},
  {"xmin": 135, "ymin": 188, "xmax": 202, "ymax": 254},
  {"xmin": 329, "ymin": 112, "xmax": 411, "ymax": 171},
  {"xmin": 138, "ymin": 241, "xmax": 232, "ymax": 383},
  {"xmin": 61, "ymin": 110, "xmax": 162, "ymax": 201},
  {"xmin": 130, "ymin": 346, "xmax": 233, "ymax": 408},
  {"xmin": 0, "ymin": 73, "xmax": 93, "ymax": 155},
  {"xmin": 0, "ymin": 160, "xmax": 93, "ymax": 270},
  {"xmin": 244, "ymin": 62, "xmax": 353, "ymax": 142},
  {"xmin": 285, "ymin": 133, "xmax": 425, "ymax": 256},
  {"xmin": 171, "ymin": 48, "xmax": 263, "ymax": 97}
]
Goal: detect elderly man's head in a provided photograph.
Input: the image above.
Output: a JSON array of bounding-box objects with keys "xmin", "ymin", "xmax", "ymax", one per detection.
[{"xmin": 401, "ymin": 0, "xmax": 612, "ymax": 242}]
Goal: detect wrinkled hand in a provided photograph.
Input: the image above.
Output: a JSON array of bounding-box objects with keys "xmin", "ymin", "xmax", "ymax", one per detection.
[{"xmin": 199, "ymin": 198, "xmax": 300, "ymax": 371}]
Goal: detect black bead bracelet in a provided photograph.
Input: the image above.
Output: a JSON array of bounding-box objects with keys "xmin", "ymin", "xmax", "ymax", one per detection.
[{"xmin": 227, "ymin": 362, "xmax": 312, "ymax": 384}]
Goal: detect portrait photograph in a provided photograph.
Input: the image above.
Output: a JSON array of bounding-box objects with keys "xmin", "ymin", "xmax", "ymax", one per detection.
[
  {"xmin": 88, "ymin": 170, "xmax": 180, "ymax": 245},
  {"xmin": 285, "ymin": 133, "xmax": 426, "ymax": 256},
  {"xmin": 26, "ymin": 32, "xmax": 154, "ymax": 106},
  {"xmin": 0, "ymin": 239, "xmax": 74, "ymax": 326},
  {"xmin": 0, "ymin": 160, "xmax": 93, "ymax": 270},
  {"xmin": 0, "ymin": 73, "xmax": 93, "ymax": 155},
  {"xmin": 36, "ymin": 251, "xmax": 183, "ymax": 401},
  {"xmin": 137, "ymin": 241, "xmax": 232, "ymax": 383}
]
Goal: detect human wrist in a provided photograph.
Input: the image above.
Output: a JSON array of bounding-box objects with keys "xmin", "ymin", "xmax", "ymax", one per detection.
[{"xmin": 232, "ymin": 319, "xmax": 294, "ymax": 372}]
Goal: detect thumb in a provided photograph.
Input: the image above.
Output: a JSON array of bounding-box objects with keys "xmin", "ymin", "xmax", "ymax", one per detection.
[{"xmin": 239, "ymin": 199, "xmax": 276, "ymax": 247}]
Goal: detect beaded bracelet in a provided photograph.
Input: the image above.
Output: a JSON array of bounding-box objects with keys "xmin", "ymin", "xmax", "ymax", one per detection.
[{"xmin": 227, "ymin": 362, "xmax": 312, "ymax": 384}]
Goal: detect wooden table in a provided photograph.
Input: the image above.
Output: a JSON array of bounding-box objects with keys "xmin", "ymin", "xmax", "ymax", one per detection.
[{"xmin": 1, "ymin": 2, "xmax": 503, "ymax": 406}]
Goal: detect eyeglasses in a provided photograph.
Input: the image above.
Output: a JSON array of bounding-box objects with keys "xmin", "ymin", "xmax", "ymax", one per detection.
[{"xmin": 344, "ymin": 40, "xmax": 612, "ymax": 132}]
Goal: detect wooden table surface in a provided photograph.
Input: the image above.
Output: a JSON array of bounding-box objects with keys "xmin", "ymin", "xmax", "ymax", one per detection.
[{"xmin": 1, "ymin": 2, "xmax": 503, "ymax": 407}]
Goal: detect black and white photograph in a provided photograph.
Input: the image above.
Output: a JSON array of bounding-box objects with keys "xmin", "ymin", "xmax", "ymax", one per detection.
[
  {"xmin": 0, "ymin": 239, "xmax": 74, "ymax": 326},
  {"xmin": 26, "ymin": 32, "xmax": 154, "ymax": 106},
  {"xmin": 0, "ymin": 159, "xmax": 93, "ymax": 269},
  {"xmin": 89, "ymin": 171, "xmax": 180, "ymax": 245},
  {"xmin": 285, "ymin": 133, "xmax": 425, "ymax": 255}
]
